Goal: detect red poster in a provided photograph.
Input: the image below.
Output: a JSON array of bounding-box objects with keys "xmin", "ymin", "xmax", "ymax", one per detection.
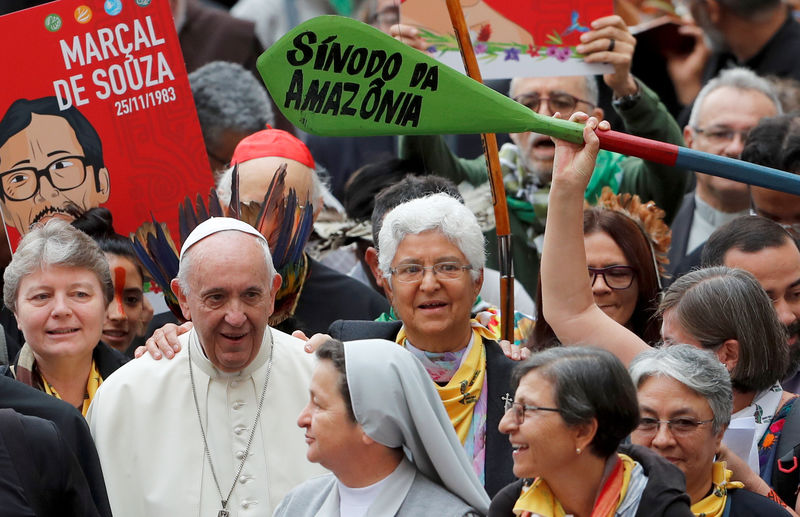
[{"xmin": 0, "ymin": 0, "xmax": 211, "ymax": 251}]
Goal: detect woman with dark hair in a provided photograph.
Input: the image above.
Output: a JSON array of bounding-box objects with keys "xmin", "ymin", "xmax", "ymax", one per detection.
[
  {"xmin": 532, "ymin": 189, "xmax": 668, "ymax": 349},
  {"xmin": 489, "ymin": 346, "xmax": 691, "ymax": 517},
  {"xmin": 72, "ymin": 208, "xmax": 150, "ymax": 355},
  {"xmin": 541, "ymin": 113, "xmax": 798, "ymax": 510}
]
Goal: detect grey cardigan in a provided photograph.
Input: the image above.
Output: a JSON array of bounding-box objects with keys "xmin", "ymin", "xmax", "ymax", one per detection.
[{"xmin": 274, "ymin": 471, "xmax": 483, "ymax": 517}]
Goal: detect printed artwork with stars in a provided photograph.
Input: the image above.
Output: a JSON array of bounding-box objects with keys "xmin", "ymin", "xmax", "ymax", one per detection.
[{"xmin": 399, "ymin": 0, "xmax": 613, "ymax": 79}]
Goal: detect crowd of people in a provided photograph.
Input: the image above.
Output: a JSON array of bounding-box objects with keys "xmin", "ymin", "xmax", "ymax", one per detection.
[{"xmin": 2, "ymin": 0, "xmax": 800, "ymax": 516}]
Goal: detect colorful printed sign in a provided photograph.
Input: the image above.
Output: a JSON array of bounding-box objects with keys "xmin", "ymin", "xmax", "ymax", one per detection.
[
  {"xmin": 0, "ymin": 0, "xmax": 211, "ymax": 250},
  {"xmin": 260, "ymin": 16, "xmax": 800, "ymax": 197},
  {"xmin": 259, "ymin": 16, "xmax": 568, "ymax": 138},
  {"xmin": 400, "ymin": 0, "xmax": 614, "ymax": 78}
]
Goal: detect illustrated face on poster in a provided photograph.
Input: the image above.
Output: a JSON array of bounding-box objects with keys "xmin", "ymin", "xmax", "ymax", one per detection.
[
  {"xmin": 0, "ymin": 0, "xmax": 212, "ymax": 253},
  {"xmin": 0, "ymin": 97, "xmax": 110, "ymax": 235}
]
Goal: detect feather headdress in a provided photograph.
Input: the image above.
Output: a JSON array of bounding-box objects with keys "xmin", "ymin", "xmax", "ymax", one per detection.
[
  {"xmin": 131, "ymin": 164, "xmax": 314, "ymax": 323},
  {"xmin": 591, "ymin": 186, "xmax": 671, "ymax": 277}
]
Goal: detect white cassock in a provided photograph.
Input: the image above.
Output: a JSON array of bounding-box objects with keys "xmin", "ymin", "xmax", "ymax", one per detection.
[{"xmin": 87, "ymin": 326, "xmax": 325, "ymax": 517}]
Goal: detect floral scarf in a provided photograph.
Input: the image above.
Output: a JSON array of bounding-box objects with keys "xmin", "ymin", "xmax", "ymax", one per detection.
[{"xmin": 396, "ymin": 321, "xmax": 492, "ymax": 445}]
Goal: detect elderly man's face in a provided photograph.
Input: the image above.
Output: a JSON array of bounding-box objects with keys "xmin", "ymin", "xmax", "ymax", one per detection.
[
  {"xmin": 508, "ymin": 76, "xmax": 602, "ymax": 185},
  {"xmin": 172, "ymin": 231, "xmax": 281, "ymax": 372},
  {"xmin": 238, "ymin": 156, "xmax": 314, "ymax": 207},
  {"xmin": 685, "ymin": 87, "xmax": 777, "ymax": 207},
  {"xmin": 0, "ymin": 114, "xmax": 109, "ymax": 235}
]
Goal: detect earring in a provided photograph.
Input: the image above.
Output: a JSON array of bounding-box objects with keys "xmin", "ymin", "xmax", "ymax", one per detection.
[{"xmin": 576, "ymin": 447, "xmax": 581, "ymax": 455}]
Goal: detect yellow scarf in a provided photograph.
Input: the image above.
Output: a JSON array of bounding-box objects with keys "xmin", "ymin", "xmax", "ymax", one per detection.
[
  {"xmin": 396, "ymin": 320, "xmax": 492, "ymax": 444},
  {"xmin": 513, "ymin": 454, "xmax": 636, "ymax": 517},
  {"xmin": 42, "ymin": 359, "xmax": 103, "ymax": 417},
  {"xmin": 691, "ymin": 462, "xmax": 744, "ymax": 517}
]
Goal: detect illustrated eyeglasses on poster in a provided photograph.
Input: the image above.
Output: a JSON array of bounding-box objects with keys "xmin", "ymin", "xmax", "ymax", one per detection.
[
  {"xmin": 399, "ymin": 0, "xmax": 614, "ymax": 79},
  {"xmin": 0, "ymin": 0, "xmax": 211, "ymax": 254}
]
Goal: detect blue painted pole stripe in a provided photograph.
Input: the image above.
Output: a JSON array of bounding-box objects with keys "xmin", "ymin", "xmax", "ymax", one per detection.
[{"xmin": 676, "ymin": 147, "xmax": 800, "ymax": 196}]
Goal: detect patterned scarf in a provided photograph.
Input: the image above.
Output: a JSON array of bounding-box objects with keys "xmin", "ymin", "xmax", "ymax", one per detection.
[
  {"xmin": 690, "ymin": 462, "xmax": 743, "ymax": 517},
  {"xmin": 404, "ymin": 338, "xmax": 488, "ymax": 483},
  {"xmin": 513, "ymin": 454, "xmax": 636, "ymax": 517},
  {"xmin": 396, "ymin": 321, "xmax": 492, "ymax": 444},
  {"xmin": 14, "ymin": 343, "xmax": 103, "ymax": 417},
  {"xmin": 42, "ymin": 360, "xmax": 103, "ymax": 417}
]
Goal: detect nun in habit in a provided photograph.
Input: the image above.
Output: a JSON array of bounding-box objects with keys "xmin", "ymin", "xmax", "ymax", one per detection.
[{"xmin": 275, "ymin": 338, "xmax": 490, "ymax": 517}]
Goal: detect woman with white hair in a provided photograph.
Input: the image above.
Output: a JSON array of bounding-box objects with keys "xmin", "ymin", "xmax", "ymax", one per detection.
[
  {"xmin": 630, "ymin": 345, "xmax": 789, "ymax": 516},
  {"xmin": 328, "ymin": 193, "xmax": 517, "ymax": 497}
]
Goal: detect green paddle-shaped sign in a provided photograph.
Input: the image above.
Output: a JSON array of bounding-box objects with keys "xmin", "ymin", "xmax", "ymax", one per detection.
[
  {"xmin": 257, "ymin": 15, "xmax": 583, "ymax": 142},
  {"xmin": 258, "ymin": 15, "xmax": 800, "ymax": 196}
]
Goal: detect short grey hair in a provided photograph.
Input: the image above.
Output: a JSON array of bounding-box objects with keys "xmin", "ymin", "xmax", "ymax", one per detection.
[
  {"xmin": 3, "ymin": 219, "xmax": 113, "ymax": 312},
  {"xmin": 658, "ymin": 266, "xmax": 789, "ymax": 392},
  {"xmin": 176, "ymin": 230, "xmax": 277, "ymax": 296},
  {"xmin": 630, "ymin": 344, "xmax": 733, "ymax": 434},
  {"xmin": 215, "ymin": 163, "xmax": 325, "ymax": 212},
  {"xmin": 509, "ymin": 75, "xmax": 599, "ymax": 106},
  {"xmin": 377, "ymin": 193, "xmax": 485, "ymax": 281},
  {"xmin": 688, "ymin": 67, "xmax": 782, "ymax": 128},
  {"xmin": 189, "ymin": 61, "xmax": 274, "ymax": 150}
]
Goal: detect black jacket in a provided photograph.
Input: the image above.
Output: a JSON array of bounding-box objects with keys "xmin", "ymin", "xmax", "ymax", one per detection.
[
  {"xmin": 0, "ymin": 409, "xmax": 101, "ymax": 517},
  {"xmin": 0, "ymin": 376, "xmax": 111, "ymax": 517},
  {"xmin": 328, "ymin": 319, "xmax": 516, "ymax": 497},
  {"xmin": 292, "ymin": 259, "xmax": 390, "ymax": 336},
  {"xmin": 489, "ymin": 444, "xmax": 693, "ymax": 517}
]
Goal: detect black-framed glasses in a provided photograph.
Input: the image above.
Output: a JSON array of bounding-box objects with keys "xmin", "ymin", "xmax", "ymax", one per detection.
[
  {"xmin": 692, "ymin": 126, "xmax": 751, "ymax": 145},
  {"xmin": 513, "ymin": 91, "xmax": 595, "ymax": 114},
  {"xmin": 390, "ymin": 262, "xmax": 473, "ymax": 283},
  {"xmin": 503, "ymin": 400, "xmax": 560, "ymax": 425},
  {"xmin": 588, "ymin": 265, "xmax": 636, "ymax": 290},
  {"xmin": 0, "ymin": 155, "xmax": 88, "ymax": 201},
  {"xmin": 636, "ymin": 417, "xmax": 714, "ymax": 436}
]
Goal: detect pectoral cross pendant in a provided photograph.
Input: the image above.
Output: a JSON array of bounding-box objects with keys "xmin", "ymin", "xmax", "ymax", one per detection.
[{"xmin": 218, "ymin": 509, "xmax": 229, "ymax": 517}]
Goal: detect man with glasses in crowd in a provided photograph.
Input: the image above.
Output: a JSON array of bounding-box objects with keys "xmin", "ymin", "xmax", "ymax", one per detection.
[
  {"xmin": 395, "ymin": 15, "xmax": 688, "ymax": 296},
  {"xmin": 667, "ymin": 68, "xmax": 781, "ymax": 278},
  {"xmin": 0, "ymin": 96, "xmax": 110, "ymax": 236}
]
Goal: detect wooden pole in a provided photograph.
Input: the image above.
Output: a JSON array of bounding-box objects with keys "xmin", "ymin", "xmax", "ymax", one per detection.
[{"xmin": 444, "ymin": 0, "xmax": 514, "ymax": 342}]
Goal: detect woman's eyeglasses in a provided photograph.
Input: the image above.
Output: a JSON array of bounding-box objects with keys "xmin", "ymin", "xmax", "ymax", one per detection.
[
  {"xmin": 503, "ymin": 400, "xmax": 561, "ymax": 425},
  {"xmin": 389, "ymin": 262, "xmax": 472, "ymax": 283},
  {"xmin": 588, "ymin": 265, "xmax": 636, "ymax": 290},
  {"xmin": 636, "ymin": 417, "xmax": 713, "ymax": 436}
]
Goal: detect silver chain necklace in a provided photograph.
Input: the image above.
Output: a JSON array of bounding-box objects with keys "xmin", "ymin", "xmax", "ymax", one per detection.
[{"xmin": 188, "ymin": 331, "xmax": 273, "ymax": 517}]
